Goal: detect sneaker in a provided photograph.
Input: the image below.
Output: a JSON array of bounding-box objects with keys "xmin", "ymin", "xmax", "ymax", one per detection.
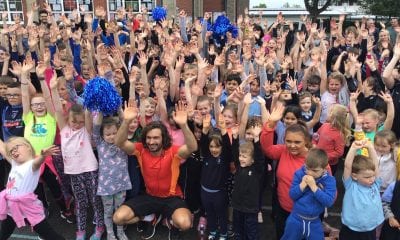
[
  {"xmin": 257, "ymin": 211, "xmax": 263, "ymax": 223},
  {"xmin": 227, "ymin": 223, "xmax": 234, "ymax": 238},
  {"xmin": 207, "ymin": 232, "xmax": 217, "ymax": 240},
  {"xmin": 76, "ymin": 231, "xmax": 86, "ymax": 240},
  {"xmin": 197, "ymin": 216, "xmax": 207, "ymax": 235},
  {"xmin": 106, "ymin": 233, "xmax": 118, "ymax": 240},
  {"xmin": 141, "ymin": 214, "xmax": 162, "ymax": 239},
  {"xmin": 89, "ymin": 226, "xmax": 104, "ymax": 240},
  {"xmin": 117, "ymin": 230, "xmax": 129, "ymax": 240},
  {"xmin": 166, "ymin": 220, "xmax": 182, "ymax": 240},
  {"xmin": 136, "ymin": 221, "xmax": 145, "ymax": 232},
  {"xmin": 65, "ymin": 196, "xmax": 75, "ymax": 211},
  {"xmin": 60, "ymin": 210, "xmax": 76, "ymax": 224},
  {"xmin": 219, "ymin": 233, "xmax": 227, "ymax": 240}
]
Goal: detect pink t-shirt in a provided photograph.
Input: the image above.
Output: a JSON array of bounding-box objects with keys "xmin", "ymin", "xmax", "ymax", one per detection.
[
  {"xmin": 165, "ymin": 122, "xmax": 184, "ymax": 146},
  {"xmin": 60, "ymin": 126, "xmax": 98, "ymax": 174}
]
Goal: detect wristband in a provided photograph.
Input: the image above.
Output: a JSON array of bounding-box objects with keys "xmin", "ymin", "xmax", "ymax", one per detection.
[{"xmin": 38, "ymin": 77, "xmax": 45, "ymax": 81}]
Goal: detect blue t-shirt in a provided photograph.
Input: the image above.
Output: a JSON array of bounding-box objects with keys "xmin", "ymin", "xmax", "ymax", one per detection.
[{"xmin": 341, "ymin": 177, "xmax": 384, "ymax": 231}]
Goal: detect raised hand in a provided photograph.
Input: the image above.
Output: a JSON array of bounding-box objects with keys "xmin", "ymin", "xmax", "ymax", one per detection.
[
  {"xmin": 218, "ymin": 114, "xmax": 226, "ymax": 130},
  {"xmin": 202, "ymin": 114, "xmax": 211, "ymax": 131},
  {"xmin": 350, "ymin": 89, "xmax": 360, "ymax": 102},
  {"xmin": 36, "ymin": 62, "xmax": 47, "ymax": 78},
  {"xmin": 123, "ymin": 100, "xmax": 139, "ymax": 122},
  {"xmin": 312, "ymin": 96, "xmax": 321, "ymax": 106},
  {"xmin": 21, "ymin": 59, "xmax": 35, "ymax": 76},
  {"xmin": 9, "ymin": 61, "xmax": 22, "ymax": 77},
  {"xmin": 378, "ymin": 91, "xmax": 393, "ymax": 103},
  {"xmin": 243, "ymin": 92, "xmax": 253, "ymax": 105},
  {"xmin": 138, "ymin": 51, "xmax": 148, "ymax": 67},
  {"xmin": 268, "ymin": 103, "xmax": 285, "ymax": 123},
  {"xmin": 213, "ymin": 84, "xmax": 223, "ymax": 98},
  {"xmin": 41, "ymin": 145, "xmax": 61, "ymax": 157},
  {"xmin": 49, "ymin": 70, "xmax": 58, "ymax": 90},
  {"xmin": 172, "ymin": 101, "xmax": 188, "ymax": 126}
]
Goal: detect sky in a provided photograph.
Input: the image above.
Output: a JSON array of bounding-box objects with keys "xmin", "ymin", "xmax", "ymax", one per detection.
[{"xmin": 250, "ymin": 0, "xmax": 305, "ymax": 8}]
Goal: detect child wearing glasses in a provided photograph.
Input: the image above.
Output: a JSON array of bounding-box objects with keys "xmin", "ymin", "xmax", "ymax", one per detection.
[{"xmin": 0, "ymin": 137, "xmax": 64, "ymax": 239}]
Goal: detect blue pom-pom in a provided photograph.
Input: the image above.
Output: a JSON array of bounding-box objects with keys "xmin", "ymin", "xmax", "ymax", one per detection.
[
  {"xmin": 83, "ymin": 77, "xmax": 122, "ymax": 115},
  {"xmin": 229, "ymin": 25, "xmax": 239, "ymax": 38},
  {"xmin": 212, "ymin": 15, "xmax": 231, "ymax": 36},
  {"xmin": 200, "ymin": 18, "xmax": 212, "ymax": 31},
  {"xmin": 152, "ymin": 6, "xmax": 167, "ymax": 22}
]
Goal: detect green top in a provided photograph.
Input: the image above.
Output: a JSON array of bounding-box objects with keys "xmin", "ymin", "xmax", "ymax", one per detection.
[{"xmin": 23, "ymin": 111, "xmax": 56, "ymax": 155}]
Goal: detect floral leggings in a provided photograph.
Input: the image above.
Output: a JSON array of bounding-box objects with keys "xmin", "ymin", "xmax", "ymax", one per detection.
[
  {"xmin": 70, "ymin": 171, "xmax": 104, "ymax": 232},
  {"xmin": 101, "ymin": 191, "xmax": 126, "ymax": 235}
]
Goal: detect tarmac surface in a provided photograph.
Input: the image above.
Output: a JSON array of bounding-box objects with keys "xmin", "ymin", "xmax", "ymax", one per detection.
[{"xmin": 7, "ymin": 162, "xmax": 345, "ymax": 240}]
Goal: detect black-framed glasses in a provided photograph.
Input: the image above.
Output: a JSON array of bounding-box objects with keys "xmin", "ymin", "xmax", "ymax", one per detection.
[
  {"xmin": 31, "ymin": 102, "xmax": 46, "ymax": 108},
  {"xmin": 9, "ymin": 144, "xmax": 25, "ymax": 155},
  {"xmin": 5, "ymin": 94, "xmax": 21, "ymax": 99}
]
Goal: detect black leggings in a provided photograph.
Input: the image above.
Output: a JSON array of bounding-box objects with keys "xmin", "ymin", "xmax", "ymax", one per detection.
[
  {"xmin": 35, "ymin": 165, "xmax": 67, "ymax": 211},
  {"xmin": 0, "ymin": 215, "xmax": 65, "ymax": 240}
]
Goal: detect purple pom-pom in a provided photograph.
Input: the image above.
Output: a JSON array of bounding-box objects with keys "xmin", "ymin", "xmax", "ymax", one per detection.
[
  {"xmin": 152, "ymin": 6, "xmax": 167, "ymax": 22},
  {"xmin": 83, "ymin": 77, "xmax": 122, "ymax": 115}
]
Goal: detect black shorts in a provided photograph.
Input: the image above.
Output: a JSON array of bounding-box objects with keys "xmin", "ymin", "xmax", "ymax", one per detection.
[{"xmin": 123, "ymin": 194, "xmax": 187, "ymax": 218}]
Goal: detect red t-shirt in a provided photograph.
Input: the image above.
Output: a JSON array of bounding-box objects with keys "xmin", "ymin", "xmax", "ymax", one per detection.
[
  {"xmin": 313, "ymin": 123, "xmax": 345, "ymax": 166},
  {"xmin": 133, "ymin": 143, "xmax": 183, "ymax": 198},
  {"xmin": 260, "ymin": 123, "xmax": 333, "ymax": 212}
]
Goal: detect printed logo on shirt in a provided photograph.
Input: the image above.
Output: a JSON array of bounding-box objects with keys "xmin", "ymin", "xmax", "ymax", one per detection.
[
  {"xmin": 3, "ymin": 120, "xmax": 22, "ymax": 128},
  {"xmin": 31, "ymin": 123, "xmax": 48, "ymax": 136}
]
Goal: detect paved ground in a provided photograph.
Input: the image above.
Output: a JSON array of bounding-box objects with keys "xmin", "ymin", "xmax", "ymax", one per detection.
[{"xmin": 7, "ymin": 162, "xmax": 345, "ymax": 240}]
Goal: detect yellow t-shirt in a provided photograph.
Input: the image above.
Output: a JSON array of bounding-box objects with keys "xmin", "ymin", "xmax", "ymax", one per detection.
[{"xmin": 23, "ymin": 111, "xmax": 56, "ymax": 155}]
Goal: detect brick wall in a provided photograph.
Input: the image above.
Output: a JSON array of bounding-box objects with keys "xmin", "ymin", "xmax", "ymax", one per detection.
[
  {"xmin": 176, "ymin": 0, "xmax": 193, "ymax": 16},
  {"xmin": 204, "ymin": 0, "xmax": 224, "ymax": 14}
]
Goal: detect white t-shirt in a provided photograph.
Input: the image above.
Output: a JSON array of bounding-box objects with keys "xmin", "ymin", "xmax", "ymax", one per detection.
[
  {"xmin": 378, "ymin": 153, "xmax": 397, "ymax": 192},
  {"xmin": 6, "ymin": 160, "xmax": 40, "ymax": 197}
]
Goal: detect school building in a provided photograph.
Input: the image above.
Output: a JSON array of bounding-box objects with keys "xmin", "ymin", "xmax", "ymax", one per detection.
[{"xmin": 1, "ymin": 0, "xmax": 249, "ymax": 24}]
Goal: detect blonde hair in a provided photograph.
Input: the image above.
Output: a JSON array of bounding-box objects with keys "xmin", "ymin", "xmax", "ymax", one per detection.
[
  {"xmin": 239, "ymin": 142, "xmax": 255, "ymax": 157},
  {"xmin": 329, "ymin": 104, "xmax": 351, "ymax": 145},
  {"xmin": 363, "ymin": 108, "xmax": 380, "ymax": 121},
  {"xmin": 5, "ymin": 137, "xmax": 35, "ymax": 159}
]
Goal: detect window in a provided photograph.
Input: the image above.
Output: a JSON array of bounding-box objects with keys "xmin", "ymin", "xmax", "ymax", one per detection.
[
  {"xmin": 47, "ymin": 0, "xmax": 93, "ymax": 20},
  {"xmin": 107, "ymin": 0, "xmax": 155, "ymax": 19},
  {"xmin": 0, "ymin": 0, "xmax": 24, "ymax": 23}
]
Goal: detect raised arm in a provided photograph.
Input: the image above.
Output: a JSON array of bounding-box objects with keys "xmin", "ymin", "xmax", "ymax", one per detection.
[
  {"xmin": 115, "ymin": 100, "xmax": 138, "ymax": 154},
  {"xmin": 343, "ymin": 141, "xmax": 359, "ymax": 180},
  {"xmin": 0, "ymin": 139, "xmax": 11, "ymax": 163},
  {"xmin": 174, "ymin": 101, "xmax": 198, "ymax": 159},
  {"xmin": 349, "ymin": 90, "xmax": 360, "ymax": 124},
  {"xmin": 20, "ymin": 61, "xmax": 35, "ymax": 116},
  {"xmin": 307, "ymin": 96, "xmax": 322, "ymax": 130},
  {"xmin": 36, "ymin": 62, "xmax": 54, "ymax": 116},
  {"xmin": 32, "ymin": 145, "xmax": 60, "ymax": 171},
  {"xmin": 380, "ymin": 92, "xmax": 394, "ymax": 130},
  {"xmin": 49, "ymin": 71, "xmax": 66, "ymax": 130},
  {"xmin": 382, "ymin": 43, "xmax": 400, "ymax": 89}
]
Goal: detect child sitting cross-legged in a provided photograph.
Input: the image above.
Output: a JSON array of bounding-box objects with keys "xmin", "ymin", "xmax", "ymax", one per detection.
[{"xmin": 281, "ymin": 148, "xmax": 336, "ymax": 240}]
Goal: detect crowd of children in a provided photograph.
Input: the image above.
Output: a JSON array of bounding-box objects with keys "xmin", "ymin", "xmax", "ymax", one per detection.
[{"xmin": 0, "ymin": 3, "xmax": 400, "ymax": 240}]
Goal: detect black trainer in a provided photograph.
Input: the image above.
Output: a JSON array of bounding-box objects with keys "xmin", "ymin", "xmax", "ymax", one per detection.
[{"xmin": 141, "ymin": 214, "xmax": 162, "ymax": 239}]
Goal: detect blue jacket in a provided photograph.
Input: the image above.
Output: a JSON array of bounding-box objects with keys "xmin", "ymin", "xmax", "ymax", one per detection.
[{"xmin": 289, "ymin": 165, "xmax": 336, "ymax": 217}]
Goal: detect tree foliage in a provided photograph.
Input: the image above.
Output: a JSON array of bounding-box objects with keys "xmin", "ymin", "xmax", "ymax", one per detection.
[
  {"xmin": 304, "ymin": 0, "xmax": 332, "ymax": 19},
  {"xmin": 253, "ymin": 3, "xmax": 267, "ymax": 8},
  {"xmin": 360, "ymin": 0, "xmax": 400, "ymax": 18}
]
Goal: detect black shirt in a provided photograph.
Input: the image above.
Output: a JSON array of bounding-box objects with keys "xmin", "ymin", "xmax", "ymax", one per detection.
[
  {"xmin": 199, "ymin": 133, "xmax": 233, "ymax": 191},
  {"xmin": 232, "ymin": 141, "xmax": 265, "ymax": 213}
]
